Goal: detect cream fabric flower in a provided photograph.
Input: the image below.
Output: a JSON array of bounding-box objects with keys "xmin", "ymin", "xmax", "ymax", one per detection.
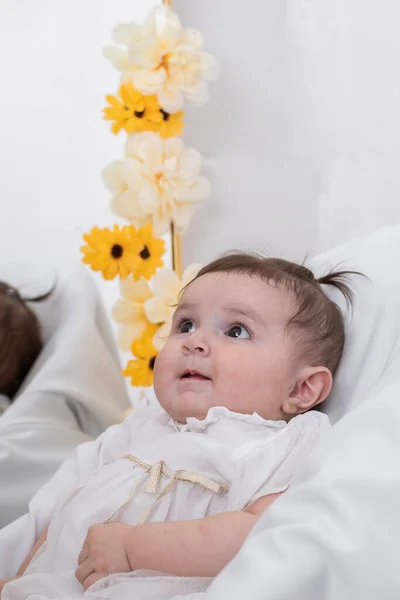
[
  {"xmin": 112, "ymin": 278, "xmax": 153, "ymax": 352},
  {"xmin": 103, "ymin": 46, "xmax": 137, "ymax": 84},
  {"xmin": 103, "ymin": 132, "xmax": 211, "ymax": 236},
  {"xmin": 103, "ymin": 5, "xmax": 218, "ymax": 113},
  {"xmin": 144, "ymin": 264, "xmax": 202, "ymax": 350}
]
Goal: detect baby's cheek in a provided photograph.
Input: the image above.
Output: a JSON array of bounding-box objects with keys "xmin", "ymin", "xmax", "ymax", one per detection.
[
  {"xmin": 224, "ymin": 355, "xmax": 272, "ymax": 393},
  {"xmin": 215, "ymin": 353, "xmax": 250, "ymax": 392},
  {"xmin": 153, "ymin": 349, "xmax": 173, "ymax": 393}
]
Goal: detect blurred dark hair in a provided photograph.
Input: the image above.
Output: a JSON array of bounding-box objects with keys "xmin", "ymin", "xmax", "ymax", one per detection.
[{"xmin": 0, "ymin": 283, "xmax": 53, "ymax": 399}]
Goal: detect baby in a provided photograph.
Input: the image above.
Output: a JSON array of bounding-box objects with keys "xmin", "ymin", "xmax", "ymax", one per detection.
[{"xmin": 0, "ymin": 253, "xmax": 355, "ymax": 600}]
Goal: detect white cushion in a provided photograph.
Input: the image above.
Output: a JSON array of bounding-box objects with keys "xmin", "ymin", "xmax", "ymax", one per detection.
[{"xmin": 307, "ymin": 223, "xmax": 400, "ymax": 422}]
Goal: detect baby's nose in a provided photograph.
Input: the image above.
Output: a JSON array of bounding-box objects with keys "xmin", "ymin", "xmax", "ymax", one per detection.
[{"xmin": 182, "ymin": 331, "xmax": 210, "ymax": 355}]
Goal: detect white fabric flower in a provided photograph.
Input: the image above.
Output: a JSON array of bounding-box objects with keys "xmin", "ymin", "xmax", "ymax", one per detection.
[
  {"xmin": 103, "ymin": 5, "xmax": 218, "ymax": 112},
  {"xmin": 102, "ymin": 160, "xmax": 129, "ymax": 213},
  {"xmin": 112, "ymin": 278, "xmax": 153, "ymax": 352},
  {"xmin": 144, "ymin": 264, "xmax": 202, "ymax": 350},
  {"xmin": 103, "ymin": 132, "xmax": 211, "ymax": 236}
]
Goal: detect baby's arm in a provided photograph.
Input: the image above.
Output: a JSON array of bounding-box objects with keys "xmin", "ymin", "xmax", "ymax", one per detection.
[
  {"xmin": 16, "ymin": 526, "xmax": 48, "ymax": 576},
  {"xmin": 0, "ymin": 527, "xmax": 48, "ymax": 595},
  {"xmin": 127, "ymin": 493, "xmax": 282, "ymax": 577}
]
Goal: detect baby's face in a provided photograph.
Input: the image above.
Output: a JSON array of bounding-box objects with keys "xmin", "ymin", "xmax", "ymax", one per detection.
[{"xmin": 154, "ymin": 272, "xmax": 302, "ymax": 423}]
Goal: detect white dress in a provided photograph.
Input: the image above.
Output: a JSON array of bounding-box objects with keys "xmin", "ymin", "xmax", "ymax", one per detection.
[{"xmin": 2, "ymin": 406, "xmax": 329, "ymax": 600}]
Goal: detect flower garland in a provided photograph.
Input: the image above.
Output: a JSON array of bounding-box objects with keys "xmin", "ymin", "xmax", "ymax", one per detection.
[{"xmin": 81, "ymin": 3, "xmax": 217, "ymax": 392}]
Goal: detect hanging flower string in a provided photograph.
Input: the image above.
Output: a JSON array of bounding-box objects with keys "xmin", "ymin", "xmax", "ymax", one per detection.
[{"xmin": 81, "ymin": 3, "xmax": 217, "ymax": 391}]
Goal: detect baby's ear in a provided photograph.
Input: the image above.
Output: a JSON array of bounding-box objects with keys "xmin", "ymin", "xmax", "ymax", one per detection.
[{"xmin": 283, "ymin": 366, "xmax": 332, "ymax": 416}]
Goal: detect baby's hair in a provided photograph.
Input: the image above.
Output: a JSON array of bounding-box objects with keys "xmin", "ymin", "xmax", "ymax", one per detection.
[
  {"xmin": 0, "ymin": 282, "xmax": 54, "ymax": 399},
  {"xmin": 191, "ymin": 253, "xmax": 362, "ymax": 375}
]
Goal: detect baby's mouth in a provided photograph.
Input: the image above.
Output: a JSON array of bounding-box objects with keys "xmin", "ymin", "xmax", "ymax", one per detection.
[{"xmin": 180, "ymin": 369, "xmax": 211, "ymax": 381}]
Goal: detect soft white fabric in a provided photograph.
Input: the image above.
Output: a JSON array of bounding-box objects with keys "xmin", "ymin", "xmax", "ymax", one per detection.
[
  {"xmin": 0, "ymin": 394, "xmax": 10, "ymax": 416},
  {"xmin": 193, "ymin": 224, "xmax": 400, "ymax": 600},
  {"xmin": 0, "ymin": 405, "xmax": 329, "ymax": 598},
  {"xmin": 0, "ymin": 261, "xmax": 130, "ymax": 527}
]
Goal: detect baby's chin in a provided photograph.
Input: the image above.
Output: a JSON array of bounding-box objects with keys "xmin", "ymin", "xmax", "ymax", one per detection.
[{"xmin": 166, "ymin": 390, "xmax": 216, "ymax": 424}]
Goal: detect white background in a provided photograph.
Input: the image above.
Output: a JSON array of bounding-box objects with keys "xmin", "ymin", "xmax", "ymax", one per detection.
[{"xmin": 174, "ymin": 0, "xmax": 400, "ymax": 265}]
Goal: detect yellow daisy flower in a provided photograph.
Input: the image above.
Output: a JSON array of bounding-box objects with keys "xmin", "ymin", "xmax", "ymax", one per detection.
[
  {"xmin": 133, "ymin": 225, "xmax": 166, "ymax": 281},
  {"xmin": 123, "ymin": 324, "xmax": 160, "ymax": 387},
  {"xmin": 122, "ymin": 356, "xmax": 155, "ymax": 387},
  {"xmin": 103, "ymin": 83, "xmax": 156, "ymax": 135},
  {"xmin": 145, "ymin": 95, "xmax": 184, "ymax": 138},
  {"xmin": 104, "ymin": 83, "xmax": 184, "ymax": 138},
  {"xmin": 81, "ymin": 225, "xmax": 141, "ymax": 280},
  {"xmin": 156, "ymin": 109, "xmax": 184, "ymax": 138}
]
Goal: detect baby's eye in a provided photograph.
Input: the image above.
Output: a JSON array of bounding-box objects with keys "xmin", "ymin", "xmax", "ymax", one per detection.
[
  {"xmin": 225, "ymin": 325, "xmax": 251, "ymax": 339},
  {"xmin": 180, "ymin": 320, "xmax": 196, "ymax": 334}
]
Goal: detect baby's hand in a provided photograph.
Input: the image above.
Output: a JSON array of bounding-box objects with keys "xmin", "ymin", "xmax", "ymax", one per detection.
[{"xmin": 75, "ymin": 523, "xmax": 133, "ymax": 591}]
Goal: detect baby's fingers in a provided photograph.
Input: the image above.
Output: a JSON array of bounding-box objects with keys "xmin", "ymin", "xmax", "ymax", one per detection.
[
  {"xmin": 82, "ymin": 572, "xmax": 104, "ymax": 591},
  {"xmin": 78, "ymin": 541, "xmax": 89, "ymax": 565},
  {"xmin": 75, "ymin": 559, "xmax": 95, "ymax": 585}
]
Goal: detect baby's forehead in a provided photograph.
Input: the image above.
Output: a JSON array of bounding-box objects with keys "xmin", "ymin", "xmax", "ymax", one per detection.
[
  {"xmin": 184, "ymin": 270, "xmax": 281, "ymax": 294},
  {"xmin": 180, "ymin": 271, "xmax": 295, "ymax": 315}
]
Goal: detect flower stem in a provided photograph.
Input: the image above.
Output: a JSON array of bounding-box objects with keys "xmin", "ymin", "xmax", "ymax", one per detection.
[{"xmin": 171, "ymin": 222, "xmax": 182, "ymax": 278}]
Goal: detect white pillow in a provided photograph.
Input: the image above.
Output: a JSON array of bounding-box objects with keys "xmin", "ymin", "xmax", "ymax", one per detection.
[{"xmin": 307, "ymin": 223, "xmax": 400, "ymax": 422}]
